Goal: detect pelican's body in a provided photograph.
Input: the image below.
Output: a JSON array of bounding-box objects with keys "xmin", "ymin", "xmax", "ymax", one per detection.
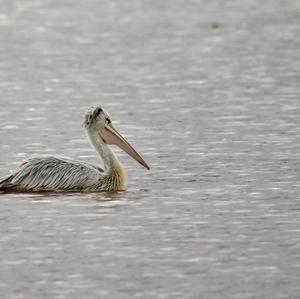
[
  {"xmin": 0, "ymin": 106, "xmax": 149, "ymax": 192},
  {"xmin": 0, "ymin": 155, "xmax": 127, "ymax": 192}
]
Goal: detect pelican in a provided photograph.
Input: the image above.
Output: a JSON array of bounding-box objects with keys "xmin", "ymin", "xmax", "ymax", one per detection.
[{"xmin": 0, "ymin": 106, "xmax": 149, "ymax": 192}]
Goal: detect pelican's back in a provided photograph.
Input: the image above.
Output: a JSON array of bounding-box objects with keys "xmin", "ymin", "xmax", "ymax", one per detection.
[{"xmin": 0, "ymin": 156, "xmax": 105, "ymax": 192}]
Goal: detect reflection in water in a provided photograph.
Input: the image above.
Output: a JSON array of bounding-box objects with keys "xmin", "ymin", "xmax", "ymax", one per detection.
[{"xmin": 0, "ymin": 0, "xmax": 300, "ymax": 298}]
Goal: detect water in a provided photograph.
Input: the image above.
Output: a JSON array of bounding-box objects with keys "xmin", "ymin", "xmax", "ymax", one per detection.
[{"xmin": 0, "ymin": 0, "xmax": 300, "ymax": 298}]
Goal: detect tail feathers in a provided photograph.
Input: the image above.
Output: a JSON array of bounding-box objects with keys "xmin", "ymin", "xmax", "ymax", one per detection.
[{"xmin": 0, "ymin": 174, "xmax": 14, "ymax": 190}]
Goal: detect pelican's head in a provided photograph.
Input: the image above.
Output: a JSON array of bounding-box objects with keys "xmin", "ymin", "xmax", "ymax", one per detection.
[{"xmin": 84, "ymin": 106, "xmax": 150, "ymax": 170}]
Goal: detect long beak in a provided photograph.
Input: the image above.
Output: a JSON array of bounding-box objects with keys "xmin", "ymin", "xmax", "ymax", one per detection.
[{"xmin": 99, "ymin": 124, "xmax": 150, "ymax": 170}]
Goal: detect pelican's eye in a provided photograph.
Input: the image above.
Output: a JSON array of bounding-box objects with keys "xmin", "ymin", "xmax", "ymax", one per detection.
[
  {"xmin": 106, "ymin": 118, "xmax": 111, "ymax": 124},
  {"xmin": 93, "ymin": 107, "xmax": 102, "ymax": 119}
]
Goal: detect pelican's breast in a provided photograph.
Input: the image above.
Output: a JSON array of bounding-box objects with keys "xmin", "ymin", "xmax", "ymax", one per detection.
[{"xmin": 102, "ymin": 161, "xmax": 128, "ymax": 191}]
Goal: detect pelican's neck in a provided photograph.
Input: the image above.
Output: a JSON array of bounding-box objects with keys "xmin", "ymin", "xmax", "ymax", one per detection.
[
  {"xmin": 87, "ymin": 129, "xmax": 128, "ymax": 191},
  {"xmin": 87, "ymin": 129, "xmax": 122, "ymax": 173}
]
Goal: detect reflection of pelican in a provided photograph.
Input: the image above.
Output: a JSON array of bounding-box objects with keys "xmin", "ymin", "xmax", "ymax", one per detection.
[{"xmin": 0, "ymin": 106, "xmax": 149, "ymax": 192}]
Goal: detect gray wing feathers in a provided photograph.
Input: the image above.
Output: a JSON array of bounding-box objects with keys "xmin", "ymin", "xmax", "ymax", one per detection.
[
  {"xmin": 0, "ymin": 174, "xmax": 14, "ymax": 189},
  {"xmin": 1, "ymin": 156, "xmax": 103, "ymax": 191}
]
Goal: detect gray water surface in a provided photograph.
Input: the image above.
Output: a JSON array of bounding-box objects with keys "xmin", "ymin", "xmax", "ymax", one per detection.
[{"xmin": 0, "ymin": 0, "xmax": 300, "ymax": 298}]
